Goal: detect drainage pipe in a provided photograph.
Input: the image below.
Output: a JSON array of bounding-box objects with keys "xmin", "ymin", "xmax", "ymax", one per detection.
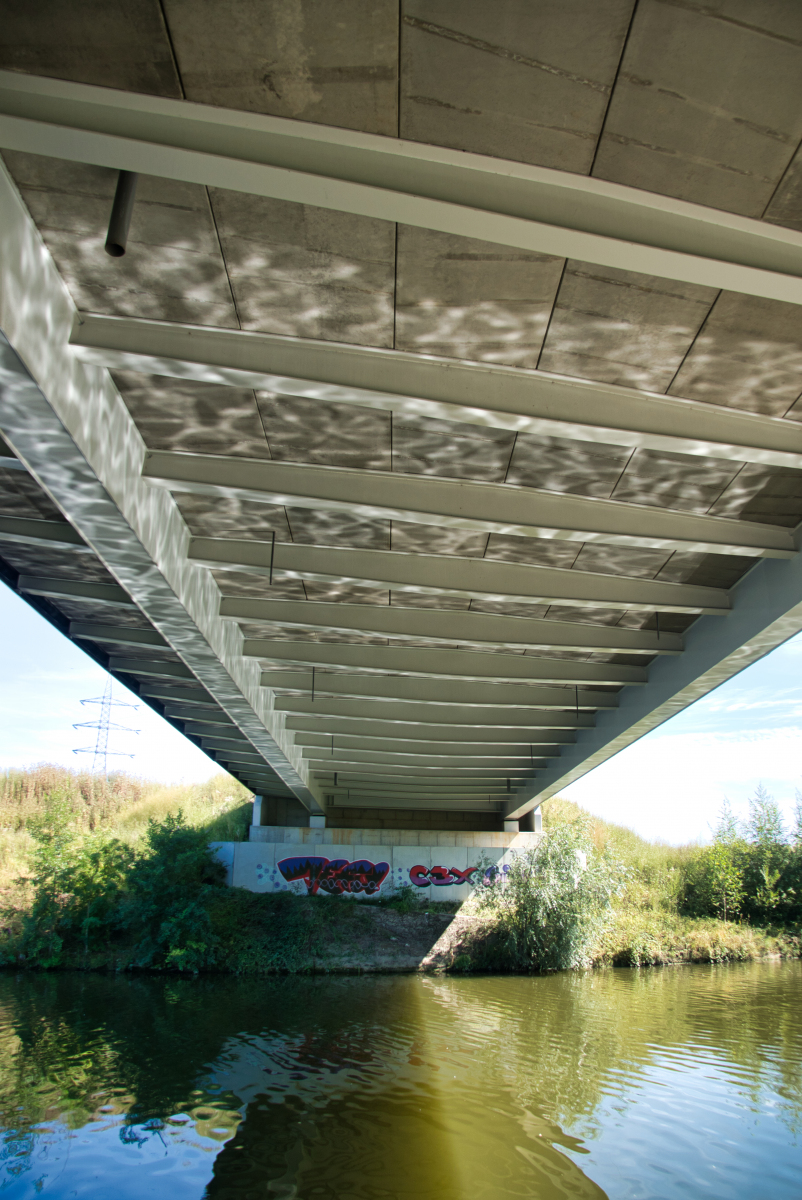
[{"xmin": 104, "ymin": 171, "xmax": 139, "ymax": 257}]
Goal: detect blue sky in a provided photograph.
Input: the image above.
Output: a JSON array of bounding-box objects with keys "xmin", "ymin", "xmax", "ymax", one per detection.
[{"xmin": 1, "ymin": 579, "xmax": 800, "ymax": 843}]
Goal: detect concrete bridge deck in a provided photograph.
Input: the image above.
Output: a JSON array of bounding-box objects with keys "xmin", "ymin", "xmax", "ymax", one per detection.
[{"xmin": 1, "ymin": 2, "xmax": 802, "ymax": 833}]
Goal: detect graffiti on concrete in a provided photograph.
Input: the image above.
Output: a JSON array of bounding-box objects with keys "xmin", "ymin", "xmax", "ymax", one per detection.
[
  {"xmin": 277, "ymin": 855, "xmax": 390, "ymax": 897},
  {"xmin": 409, "ymin": 864, "xmax": 479, "ymax": 887}
]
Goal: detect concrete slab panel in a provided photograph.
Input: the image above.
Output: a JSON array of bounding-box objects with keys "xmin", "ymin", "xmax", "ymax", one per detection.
[
  {"xmin": 572, "ymin": 544, "xmax": 670, "ymax": 580},
  {"xmin": 505, "ymin": 433, "xmax": 633, "ymax": 500},
  {"xmin": 392, "ymin": 412, "xmax": 516, "ymax": 483},
  {"xmin": 707, "ymin": 465, "xmax": 802, "ymax": 529},
  {"xmin": 164, "ymin": 0, "xmax": 398, "ymax": 135},
  {"xmin": 209, "ymin": 191, "xmax": 395, "ymax": 345},
  {"xmin": 0, "ymin": 0, "xmax": 182, "ymax": 96},
  {"xmin": 400, "ymin": 0, "xmax": 633, "ymax": 171},
  {"xmin": 538, "ymin": 262, "xmax": 716, "ymax": 392},
  {"xmin": 301, "ymin": 582, "xmax": 391, "ymax": 606},
  {"xmin": 287, "ymin": 508, "xmax": 390, "ymax": 550},
  {"xmin": 211, "ymin": 570, "xmax": 308, "ymax": 602},
  {"xmin": 233, "ymin": 840, "xmax": 276, "ymax": 889},
  {"xmin": 610, "ymin": 449, "xmax": 742, "ymax": 514},
  {"xmin": 394, "ymin": 225, "xmax": 563, "ymax": 367},
  {"xmin": 670, "ymin": 293, "xmax": 802, "ymax": 417},
  {"xmin": 0, "ymin": 470, "xmax": 63, "ymax": 521},
  {"xmin": 3, "ymin": 153, "xmax": 238, "ymax": 327},
  {"xmin": 113, "ymin": 372, "xmax": 271, "ymax": 459},
  {"xmin": 176, "ymin": 493, "xmax": 290, "ymax": 541},
  {"xmin": 255, "ymin": 392, "xmax": 391, "ymax": 470},
  {"xmin": 593, "ymin": 0, "xmax": 802, "ymax": 215},
  {"xmin": 389, "ymin": 523, "xmax": 487, "ymax": 558},
  {"xmin": 210, "ymin": 841, "xmax": 234, "ymax": 885}
]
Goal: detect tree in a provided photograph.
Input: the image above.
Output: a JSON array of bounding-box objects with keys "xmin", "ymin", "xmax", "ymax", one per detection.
[
  {"xmin": 704, "ymin": 841, "xmax": 744, "ymax": 921},
  {"xmin": 711, "ymin": 798, "xmax": 741, "ymax": 845},
  {"xmin": 745, "ymin": 784, "xmax": 785, "ymax": 847},
  {"xmin": 791, "ymin": 790, "xmax": 802, "ymax": 848}
]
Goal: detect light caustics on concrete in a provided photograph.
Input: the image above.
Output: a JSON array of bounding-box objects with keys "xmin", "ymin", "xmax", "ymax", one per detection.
[
  {"xmin": 2, "ymin": 48, "xmax": 802, "ymax": 825},
  {"xmin": 2, "ymin": 71, "xmax": 802, "ymax": 304}
]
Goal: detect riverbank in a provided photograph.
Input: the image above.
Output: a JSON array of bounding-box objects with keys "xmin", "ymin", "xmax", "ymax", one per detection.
[
  {"xmin": 1, "ymin": 767, "xmax": 800, "ymax": 975},
  {"xmin": 3, "ymin": 887, "xmax": 798, "ymax": 975}
]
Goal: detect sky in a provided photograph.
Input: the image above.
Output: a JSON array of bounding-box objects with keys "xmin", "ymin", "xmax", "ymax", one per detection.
[{"xmin": 1, "ymin": 579, "xmax": 801, "ymax": 844}]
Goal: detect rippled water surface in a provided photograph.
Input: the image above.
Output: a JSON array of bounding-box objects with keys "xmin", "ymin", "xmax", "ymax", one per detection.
[{"xmin": 1, "ymin": 963, "xmax": 800, "ymax": 1198}]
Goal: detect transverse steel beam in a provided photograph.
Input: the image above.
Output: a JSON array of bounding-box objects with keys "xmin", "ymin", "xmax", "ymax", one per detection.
[
  {"xmin": 295, "ymin": 734, "xmax": 559, "ymax": 757},
  {"xmin": 193, "ymin": 538, "xmax": 729, "ymax": 614},
  {"xmin": 145, "ymin": 451, "xmax": 792, "ymax": 559},
  {"xmin": 4, "ymin": 71, "xmax": 802, "ymax": 303},
  {"xmin": 275, "ymin": 696, "xmax": 594, "ymax": 727},
  {"xmin": 262, "ymin": 669, "xmax": 617, "ymax": 708},
  {"xmin": 0, "ymin": 514, "xmax": 90, "ymax": 552},
  {"xmin": 221, "ymin": 595, "xmax": 681, "ymax": 655},
  {"xmin": 302, "ymin": 749, "xmax": 554, "ymax": 768},
  {"xmin": 70, "ymin": 621, "xmax": 168, "ymax": 649},
  {"xmin": 246, "ymin": 639, "xmax": 647, "ymax": 686},
  {"xmin": 74, "ymin": 313, "xmax": 802, "ymax": 471},
  {"xmin": 18, "ymin": 575, "xmax": 137, "ymax": 608}
]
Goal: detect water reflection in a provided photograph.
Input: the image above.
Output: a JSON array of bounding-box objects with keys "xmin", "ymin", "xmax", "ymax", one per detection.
[{"xmin": 0, "ymin": 963, "xmax": 800, "ymax": 1199}]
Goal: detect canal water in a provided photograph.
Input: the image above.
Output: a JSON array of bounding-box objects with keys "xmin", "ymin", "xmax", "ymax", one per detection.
[{"xmin": 0, "ymin": 962, "xmax": 800, "ymax": 1199}]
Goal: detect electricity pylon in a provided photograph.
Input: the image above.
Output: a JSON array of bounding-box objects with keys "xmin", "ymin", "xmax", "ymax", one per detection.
[{"xmin": 73, "ymin": 678, "xmax": 140, "ymax": 774}]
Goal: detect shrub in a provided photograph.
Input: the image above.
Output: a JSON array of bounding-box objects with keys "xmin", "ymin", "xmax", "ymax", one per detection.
[{"xmin": 468, "ymin": 818, "xmax": 625, "ymax": 971}]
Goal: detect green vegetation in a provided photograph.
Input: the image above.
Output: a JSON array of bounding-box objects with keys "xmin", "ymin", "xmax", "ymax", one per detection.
[
  {"xmin": 0, "ymin": 765, "xmax": 369, "ymax": 974},
  {"xmin": 467, "ymin": 819, "xmax": 624, "ymax": 970},
  {"xmin": 1, "ymin": 765, "xmax": 800, "ymax": 974},
  {"xmin": 538, "ymin": 793, "xmax": 801, "ymax": 968}
]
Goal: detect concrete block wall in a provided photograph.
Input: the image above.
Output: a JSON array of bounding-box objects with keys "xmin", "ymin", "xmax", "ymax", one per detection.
[
  {"xmin": 211, "ymin": 827, "xmax": 539, "ymax": 902},
  {"xmin": 325, "ymin": 805, "xmax": 504, "ymax": 831}
]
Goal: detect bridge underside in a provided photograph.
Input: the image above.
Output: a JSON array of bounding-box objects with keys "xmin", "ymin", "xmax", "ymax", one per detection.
[{"xmin": 1, "ymin": 2, "xmax": 802, "ymax": 830}]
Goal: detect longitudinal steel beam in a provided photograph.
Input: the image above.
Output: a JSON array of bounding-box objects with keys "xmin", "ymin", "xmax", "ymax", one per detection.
[
  {"xmin": 4, "ymin": 71, "xmax": 802, "ymax": 303},
  {"xmin": 146, "ymin": 452, "xmax": 792, "ymax": 559},
  {"xmin": 221, "ymin": 595, "xmax": 680, "ymax": 655},
  {"xmin": 75, "ymin": 313, "xmax": 802, "ymax": 472},
  {"xmin": 506, "ymin": 544, "xmax": 802, "ymax": 819},
  {"xmin": 18, "ymin": 574, "xmax": 137, "ymax": 608},
  {"xmin": 276, "ymin": 696, "xmax": 594, "ymax": 727},
  {"xmin": 246, "ymin": 638, "xmax": 647, "ymax": 686},
  {"xmin": 286, "ymin": 718, "xmax": 576, "ymax": 744},
  {"xmin": 0, "ymin": 158, "xmax": 320, "ymax": 812},
  {"xmin": 262, "ymin": 668, "xmax": 616, "ymax": 708},
  {"xmin": 194, "ymin": 538, "xmax": 728, "ymax": 614}
]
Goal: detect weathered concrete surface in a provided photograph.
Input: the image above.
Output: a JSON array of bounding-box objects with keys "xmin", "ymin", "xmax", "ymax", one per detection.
[
  {"xmin": 395, "ymin": 226, "xmax": 563, "ymax": 367},
  {"xmin": 538, "ymin": 262, "xmax": 717, "ymax": 392},
  {"xmin": 400, "ymin": 0, "xmax": 634, "ymax": 171},
  {"xmin": 593, "ymin": 0, "xmax": 802, "ymax": 215},
  {"xmin": 164, "ymin": 0, "xmax": 399, "ymax": 134}
]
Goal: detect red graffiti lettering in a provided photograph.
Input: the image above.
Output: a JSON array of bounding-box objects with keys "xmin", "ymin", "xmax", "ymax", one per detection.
[{"xmin": 277, "ymin": 856, "xmax": 389, "ymax": 896}]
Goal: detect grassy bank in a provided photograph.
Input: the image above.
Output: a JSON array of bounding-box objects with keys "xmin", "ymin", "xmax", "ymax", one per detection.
[{"xmin": 0, "ymin": 767, "xmax": 799, "ymax": 974}]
